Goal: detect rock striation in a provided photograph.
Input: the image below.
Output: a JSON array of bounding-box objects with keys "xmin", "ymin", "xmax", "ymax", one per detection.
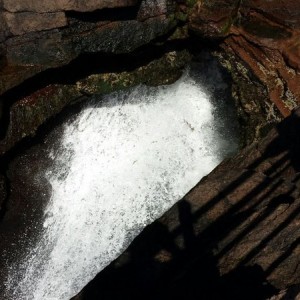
[{"xmin": 189, "ymin": 0, "xmax": 300, "ymax": 143}]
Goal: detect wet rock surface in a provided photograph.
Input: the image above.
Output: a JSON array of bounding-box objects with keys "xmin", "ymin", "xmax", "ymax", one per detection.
[
  {"xmin": 74, "ymin": 107, "xmax": 300, "ymax": 299},
  {"xmin": 0, "ymin": 133, "xmax": 63, "ymax": 298}
]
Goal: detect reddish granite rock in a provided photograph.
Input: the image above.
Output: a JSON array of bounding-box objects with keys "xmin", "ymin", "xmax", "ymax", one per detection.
[{"xmin": 189, "ymin": 0, "xmax": 300, "ymax": 120}]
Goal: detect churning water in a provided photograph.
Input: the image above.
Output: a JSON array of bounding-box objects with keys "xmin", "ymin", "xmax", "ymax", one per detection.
[{"xmin": 4, "ymin": 65, "xmax": 239, "ymax": 299}]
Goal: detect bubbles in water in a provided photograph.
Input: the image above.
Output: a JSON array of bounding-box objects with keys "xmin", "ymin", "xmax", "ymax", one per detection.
[{"xmin": 5, "ymin": 67, "xmax": 239, "ymax": 299}]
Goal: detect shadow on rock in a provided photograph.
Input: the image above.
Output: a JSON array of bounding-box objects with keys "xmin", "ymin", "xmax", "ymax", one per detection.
[{"xmin": 73, "ymin": 107, "xmax": 300, "ymax": 299}]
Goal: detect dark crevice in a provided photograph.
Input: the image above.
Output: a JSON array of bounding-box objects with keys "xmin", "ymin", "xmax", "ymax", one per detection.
[
  {"xmin": 232, "ymin": 0, "xmax": 243, "ymax": 25},
  {"xmin": 65, "ymin": 4, "xmax": 142, "ymax": 23}
]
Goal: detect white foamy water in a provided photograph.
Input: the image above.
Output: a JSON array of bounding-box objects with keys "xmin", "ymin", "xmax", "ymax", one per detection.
[{"xmin": 5, "ymin": 68, "xmax": 238, "ymax": 299}]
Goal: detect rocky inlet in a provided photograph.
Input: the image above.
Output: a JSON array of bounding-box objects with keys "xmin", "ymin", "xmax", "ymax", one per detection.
[{"xmin": 0, "ymin": 0, "xmax": 300, "ymax": 299}]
